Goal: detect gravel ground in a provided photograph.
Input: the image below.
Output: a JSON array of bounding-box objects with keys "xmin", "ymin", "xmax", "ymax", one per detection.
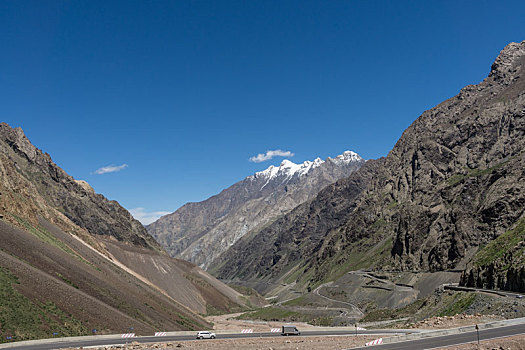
[
  {"xmin": 206, "ymin": 313, "xmax": 321, "ymax": 332},
  {"xmin": 406, "ymin": 314, "xmax": 504, "ymax": 329},
  {"xmin": 78, "ymin": 336, "xmax": 377, "ymax": 350},
  {"xmin": 441, "ymin": 334, "xmax": 525, "ymax": 349}
]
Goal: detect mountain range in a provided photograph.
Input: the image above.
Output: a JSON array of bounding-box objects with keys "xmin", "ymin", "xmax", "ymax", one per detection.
[
  {"xmin": 147, "ymin": 151, "xmax": 365, "ymax": 268},
  {"xmin": 2, "ymin": 39, "xmax": 524, "ymax": 343}
]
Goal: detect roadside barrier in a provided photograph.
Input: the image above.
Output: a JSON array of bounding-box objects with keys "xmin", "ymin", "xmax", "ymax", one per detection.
[
  {"xmin": 270, "ymin": 328, "xmax": 280, "ymax": 332},
  {"xmin": 241, "ymin": 329, "xmax": 253, "ymax": 333},
  {"xmin": 365, "ymin": 338, "xmax": 383, "ymax": 346},
  {"xmin": 121, "ymin": 333, "xmax": 135, "ymax": 338},
  {"xmin": 154, "ymin": 332, "xmax": 167, "ymax": 336}
]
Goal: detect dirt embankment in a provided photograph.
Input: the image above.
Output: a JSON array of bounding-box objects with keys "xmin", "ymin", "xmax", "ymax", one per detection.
[{"xmin": 70, "ymin": 336, "xmax": 377, "ymax": 350}]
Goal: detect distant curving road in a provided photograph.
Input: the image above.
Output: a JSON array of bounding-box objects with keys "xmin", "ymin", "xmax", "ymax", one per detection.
[{"xmin": 313, "ymin": 282, "xmax": 364, "ymax": 317}]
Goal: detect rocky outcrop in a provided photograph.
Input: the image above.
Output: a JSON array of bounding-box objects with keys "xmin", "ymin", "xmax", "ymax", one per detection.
[
  {"xmin": 461, "ymin": 217, "xmax": 525, "ymax": 292},
  {"xmin": 148, "ymin": 151, "xmax": 364, "ymax": 268},
  {"xmin": 214, "ymin": 41, "xmax": 525, "ymax": 291}
]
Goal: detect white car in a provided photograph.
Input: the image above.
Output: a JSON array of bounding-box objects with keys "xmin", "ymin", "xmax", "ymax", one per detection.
[{"xmin": 196, "ymin": 331, "xmax": 216, "ymax": 339}]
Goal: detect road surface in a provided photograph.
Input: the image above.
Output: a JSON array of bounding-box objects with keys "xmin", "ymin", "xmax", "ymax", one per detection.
[
  {"xmin": 0, "ymin": 329, "xmax": 405, "ymax": 350},
  {"xmin": 350, "ymin": 323, "xmax": 525, "ymax": 350},
  {"xmin": 2, "ymin": 323, "xmax": 524, "ymax": 350}
]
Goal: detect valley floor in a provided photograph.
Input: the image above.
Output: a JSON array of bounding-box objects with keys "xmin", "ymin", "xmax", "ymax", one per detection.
[{"xmin": 205, "ymin": 313, "xmax": 324, "ymax": 332}]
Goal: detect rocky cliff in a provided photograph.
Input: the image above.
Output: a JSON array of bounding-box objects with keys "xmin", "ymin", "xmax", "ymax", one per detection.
[
  {"xmin": 213, "ymin": 41, "xmax": 525, "ymax": 292},
  {"xmin": 147, "ymin": 151, "xmax": 364, "ymax": 268},
  {"xmin": 0, "ymin": 123, "xmax": 159, "ymax": 249}
]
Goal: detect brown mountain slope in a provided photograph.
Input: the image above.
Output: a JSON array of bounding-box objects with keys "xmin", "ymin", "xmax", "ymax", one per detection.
[
  {"xmin": 0, "ymin": 219, "xmax": 209, "ymax": 337},
  {"xmin": 0, "ymin": 123, "xmax": 247, "ymax": 342},
  {"xmin": 214, "ymin": 40, "xmax": 525, "ymax": 292}
]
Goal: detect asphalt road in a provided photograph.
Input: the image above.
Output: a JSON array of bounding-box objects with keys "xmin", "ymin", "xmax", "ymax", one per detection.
[
  {"xmin": 351, "ymin": 323, "xmax": 525, "ymax": 350},
  {"xmin": 3, "ymin": 324, "xmax": 525, "ymax": 350},
  {"xmin": 0, "ymin": 330, "xmax": 405, "ymax": 350}
]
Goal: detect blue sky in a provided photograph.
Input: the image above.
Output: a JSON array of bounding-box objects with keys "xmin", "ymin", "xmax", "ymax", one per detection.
[{"xmin": 1, "ymin": 1, "xmax": 524, "ymax": 224}]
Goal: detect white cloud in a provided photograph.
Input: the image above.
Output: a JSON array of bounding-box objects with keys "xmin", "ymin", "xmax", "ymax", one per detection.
[
  {"xmin": 249, "ymin": 149, "xmax": 295, "ymax": 163},
  {"xmin": 94, "ymin": 164, "xmax": 128, "ymax": 175},
  {"xmin": 129, "ymin": 207, "xmax": 171, "ymax": 225}
]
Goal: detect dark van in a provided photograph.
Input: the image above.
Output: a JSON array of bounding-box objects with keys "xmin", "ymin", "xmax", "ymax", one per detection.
[{"xmin": 281, "ymin": 325, "xmax": 300, "ymax": 336}]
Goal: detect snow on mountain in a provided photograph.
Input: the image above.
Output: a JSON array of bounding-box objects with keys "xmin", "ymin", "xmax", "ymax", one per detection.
[
  {"xmin": 252, "ymin": 151, "xmax": 362, "ymax": 180},
  {"xmin": 329, "ymin": 150, "xmax": 363, "ymax": 165}
]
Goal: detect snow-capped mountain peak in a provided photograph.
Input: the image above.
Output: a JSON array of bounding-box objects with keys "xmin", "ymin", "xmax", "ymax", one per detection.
[
  {"xmin": 329, "ymin": 150, "xmax": 363, "ymax": 165},
  {"xmin": 253, "ymin": 158, "xmax": 321, "ymax": 180},
  {"xmin": 252, "ymin": 151, "xmax": 362, "ymax": 180}
]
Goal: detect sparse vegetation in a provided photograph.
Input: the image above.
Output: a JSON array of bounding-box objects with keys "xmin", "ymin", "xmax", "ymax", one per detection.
[
  {"xmin": 55, "ymin": 273, "xmax": 79, "ymax": 289},
  {"xmin": 10, "ymin": 214, "xmax": 95, "ymax": 269},
  {"xmin": 175, "ymin": 314, "xmax": 200, "ymax": 330},
  {"xmin": 437, "ymin": 293, "xmax": 476, "ymax": 317},
  {"xmin": 310, "ymin": 237, "xmax": 393, "ymax": 287},
  {"xmin": 386, "ymin": 201, "xmax": 398, "ymax": 210},
  {"xmin": 361, "ymin": 292, "xmax": 480, "ymax": 324},
  {"xmin": 283, "ymin": 264, "xmax": 307, "ymax": 284},
  {"xmin": 228, "ymin": 284, "xmax": 260, "ymax": 297},
  {"xmin": 282, "ymin": 295, "xmax": 308, "ymax": 307},
  {"xmin": 235, "ymin": 306, "xmax": 334, "ymax": 326},
  {"xmin": 361, "ymin": 298, "xmax": 427, "ymax": 323},
  {"xmin": 0, "ymin": 266, "xmax": 89, "ymax": 343},
  {"xmin": 447, "ymin": 159, "xmax": 511, "ymax": 186},
  {"xmin": 474, "ymin": 217, "xmax": 525, "ymax": 268},
  {"xmin": 205, "ymin": 304, "xmax": 224, "ymax": 316}
]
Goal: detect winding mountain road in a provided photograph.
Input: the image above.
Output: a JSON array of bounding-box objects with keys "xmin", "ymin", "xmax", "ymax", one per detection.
[{"xmin": 313, "ymin": 282, "xmax": 364, "ymax": 317}]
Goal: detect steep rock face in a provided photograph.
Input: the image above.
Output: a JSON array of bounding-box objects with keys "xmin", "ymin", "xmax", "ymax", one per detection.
[
  {"xmin": 147, "ymin": 151, "xmax": 364, "ymax": 268},
  {"xmin": 0, "ymin": 123, "xmax": 159, "ymax": 249},
  {"xmin": 214, "ymin": 41, "xmax": 525, "ymax": 291}
]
